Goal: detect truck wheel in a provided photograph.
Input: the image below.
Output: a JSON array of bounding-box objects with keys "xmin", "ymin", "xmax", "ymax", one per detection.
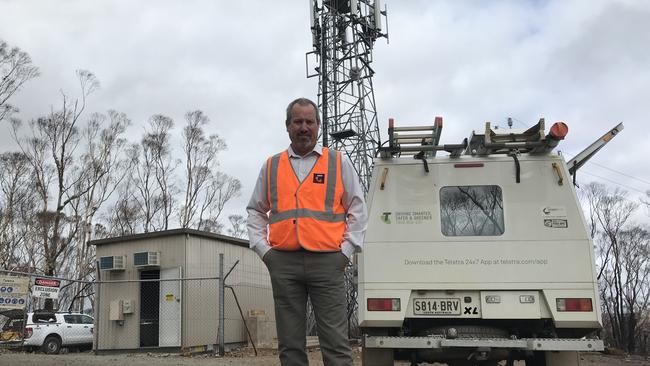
[{"xmin": 42, "ymin": 336, "xmax": 62, "ymax": 354}]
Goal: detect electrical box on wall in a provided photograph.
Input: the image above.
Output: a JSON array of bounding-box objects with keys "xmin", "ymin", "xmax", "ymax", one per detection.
[
  {"xmin": 122, "ymin": 299, "xmax": 134, "ymax": 314},
  {"xmin": 109, "ymin": 300, "xmax": 124, "ymax": 321}
]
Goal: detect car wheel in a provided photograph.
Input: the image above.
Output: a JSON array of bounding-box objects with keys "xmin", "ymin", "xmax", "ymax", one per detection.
[{"xmin": 42, "ymin": 336, "xmax": 62, "ymax": 354}]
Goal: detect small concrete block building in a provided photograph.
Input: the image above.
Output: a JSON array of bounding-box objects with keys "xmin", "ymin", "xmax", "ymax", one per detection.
[{"xmin": 89, "ymin": 229, "xmax": 275, "ymax": 352}]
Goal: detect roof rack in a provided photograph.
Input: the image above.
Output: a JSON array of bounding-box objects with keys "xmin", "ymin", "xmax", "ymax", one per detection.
[
  {"xmin": 378, "ymin": 117, "xmax": 568, "ymax": 159},
  {"xmin": 465, "ymin": 119, "xmax": 568, "ymax": 156}
]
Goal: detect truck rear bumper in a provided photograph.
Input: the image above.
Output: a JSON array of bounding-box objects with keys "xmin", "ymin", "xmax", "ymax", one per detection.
[{"xmin": 363, "ymin": 335, "xmax": 604, "ymax": 352}]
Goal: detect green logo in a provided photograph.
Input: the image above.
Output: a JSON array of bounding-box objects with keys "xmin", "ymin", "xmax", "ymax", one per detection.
[{"xmin": 381, "ymin": 212, "xmax": 392, "ymax": 224}]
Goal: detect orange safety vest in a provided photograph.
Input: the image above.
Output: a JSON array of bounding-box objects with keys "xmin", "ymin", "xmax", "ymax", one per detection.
[{"xmin": 267, "ymin": 147, "xmax": 346, "ymax": 251}]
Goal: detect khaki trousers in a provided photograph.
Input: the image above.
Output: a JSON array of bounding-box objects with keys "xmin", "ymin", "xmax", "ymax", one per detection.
[{"xmin": 264, "ymin": 249, "xmax": 352, "ymax": 366}]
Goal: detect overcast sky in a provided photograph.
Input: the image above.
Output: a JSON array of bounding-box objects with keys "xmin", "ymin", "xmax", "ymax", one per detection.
[{"xmin": 1, "ymin": 0, "xmax": 649, "ymax": 226}]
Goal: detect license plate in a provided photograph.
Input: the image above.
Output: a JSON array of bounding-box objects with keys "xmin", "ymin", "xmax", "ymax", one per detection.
[{"xmin": 413, "ymin": 298, "xmax": 461, "ymax": 315}]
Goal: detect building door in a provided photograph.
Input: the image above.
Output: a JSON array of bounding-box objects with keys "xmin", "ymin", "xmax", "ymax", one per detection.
[
  {"xmin": 139, "ymin": 270, "xmax": 160, "ymax": 347},
  {"xmin": 159, "ymin": 267, "xmax": 182, "ymax": 347}
]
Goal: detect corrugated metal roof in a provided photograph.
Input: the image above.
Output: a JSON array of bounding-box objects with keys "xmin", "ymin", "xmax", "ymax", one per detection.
[{"xmin": 87, "ymin": 228, "xmax": 249, "ymax": 248}]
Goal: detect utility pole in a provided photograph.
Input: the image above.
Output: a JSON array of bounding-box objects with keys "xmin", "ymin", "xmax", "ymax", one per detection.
[{"xmin": 307, "ymin": 0, "xmax": 388, "ymax": 193}]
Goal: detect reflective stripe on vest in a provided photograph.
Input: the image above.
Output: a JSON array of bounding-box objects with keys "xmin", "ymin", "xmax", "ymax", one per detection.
[{"xmin": 267, "ymin": 148, "xmax": 346, "ymax": 251}]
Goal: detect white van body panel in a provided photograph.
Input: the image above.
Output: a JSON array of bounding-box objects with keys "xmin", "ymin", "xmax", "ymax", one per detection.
[{"xmin": 358, "ymin": 154, "xmax": 602, "ymax": 331}]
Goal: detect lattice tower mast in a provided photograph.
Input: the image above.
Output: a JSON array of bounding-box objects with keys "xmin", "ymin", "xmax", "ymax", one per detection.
[{"xmin": 307, "ymin": 0, "xmax": 388, "ymax": 193}]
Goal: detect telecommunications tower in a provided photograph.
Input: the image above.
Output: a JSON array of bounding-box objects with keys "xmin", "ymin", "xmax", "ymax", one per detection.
[{"xmin": 307, "ymin": 0, "xmax": 388, "ymax": 193}]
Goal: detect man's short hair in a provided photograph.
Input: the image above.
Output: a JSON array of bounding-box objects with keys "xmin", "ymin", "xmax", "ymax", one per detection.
[{"xmin": 286, "ymin": 98, "xmax": 320, "ymax": 124}]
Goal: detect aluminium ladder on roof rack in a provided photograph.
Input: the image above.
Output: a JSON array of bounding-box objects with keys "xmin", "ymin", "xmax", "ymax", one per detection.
[
  {"xmin": 379, "ymin": 117, "xmax": 467, "ymax": 158},
  {"xmin": 389, "ymin": 116, "xmax": 443, "ymax": 157}
]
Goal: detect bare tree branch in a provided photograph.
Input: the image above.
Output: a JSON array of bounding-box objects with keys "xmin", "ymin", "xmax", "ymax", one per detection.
[{"xmin": 0, "ymin": 39, "xmax": 39, "ymax": 121}]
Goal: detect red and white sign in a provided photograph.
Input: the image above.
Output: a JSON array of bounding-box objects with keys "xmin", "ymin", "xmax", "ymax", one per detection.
[
  {"xmin": 34, "ymin": 278, "xmax": 60, "ymax": 288},
  {"xmin": 32, "ymin": 277, "xmax": 61, "ymax": 299}
]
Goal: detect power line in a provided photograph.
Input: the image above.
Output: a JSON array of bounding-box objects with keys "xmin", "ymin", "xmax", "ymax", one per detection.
[
  {"xmin": 579, "ymin": 171, "xmax": 648, "ymax": 195},
  {"xmin": 565, "ymin": 154, "xmax": 650, "ymax": 191},
  {"xmin": 588, "ymin": 161, "xmax": 650, "ymax": 187}
]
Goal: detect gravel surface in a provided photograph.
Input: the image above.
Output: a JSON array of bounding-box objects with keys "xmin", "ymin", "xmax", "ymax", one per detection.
[{"xmin": 1, "ymin": 348, "xmax": 649, "ymax": 365}]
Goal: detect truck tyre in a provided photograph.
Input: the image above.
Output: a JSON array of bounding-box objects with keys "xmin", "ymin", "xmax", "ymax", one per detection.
[{"xmin": 42, "ymin": 336, "xmax": 62, "ymax": 354}]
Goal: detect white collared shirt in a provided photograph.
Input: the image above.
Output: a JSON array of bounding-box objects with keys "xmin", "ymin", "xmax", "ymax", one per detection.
[{"xmin": 246, "ymin": 144, "xmax": 368, "ymax": 259}]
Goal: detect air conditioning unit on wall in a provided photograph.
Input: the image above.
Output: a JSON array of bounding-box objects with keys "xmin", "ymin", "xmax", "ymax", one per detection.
[
  {"xmin": 99, "ymin": 255, "xmax": 126, "ymax": 271},
  {"xmin": 133, "ymin": 252, "xmax": 160, "ymax": 268}
]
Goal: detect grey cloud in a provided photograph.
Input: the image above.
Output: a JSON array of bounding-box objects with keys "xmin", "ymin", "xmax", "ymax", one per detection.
[{"xmin": 1, "ymin": 0, "xmax": 648, "ymax": 221}]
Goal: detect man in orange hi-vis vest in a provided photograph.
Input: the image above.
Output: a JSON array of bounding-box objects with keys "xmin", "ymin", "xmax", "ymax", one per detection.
[{"xmin": 247, "ymin": 98, "xmax": 367, "ymax": 366}]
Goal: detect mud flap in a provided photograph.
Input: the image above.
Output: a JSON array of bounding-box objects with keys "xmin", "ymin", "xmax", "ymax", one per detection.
[
  {"xmin": 545, "ymin": 351, "xmax": 581, "ymax": 366},
  {"xmin": 362, "ymin": 347, "xmax": 394, "ymax": 366}
]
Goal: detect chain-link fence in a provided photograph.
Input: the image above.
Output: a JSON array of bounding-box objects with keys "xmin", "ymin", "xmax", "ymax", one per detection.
[
  {"xmin": 94, "ymin": 253, "xmax": 276, "ymax": 354},
  {"xmin": 0, "ymin": 269, "xmax": 96, "ymax": 351},
  {"xmin": 222, "ymin": 258, "xmax": 275, "ymax": 351},
  {"xmin": 1, "ymin": 253, "xmax": 363, "ymax": 355},
  {"xmin": 0, "ymin": 253, "xmax": 275, "ymax": 354},
  {"xmin": 95, "ymin": 273, "xmax": 220, "ymax": 351}
]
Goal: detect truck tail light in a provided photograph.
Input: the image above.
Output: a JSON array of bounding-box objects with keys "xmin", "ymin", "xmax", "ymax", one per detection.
[
  {"xmin": 556, "ymin": 298, "xmax": 593, "ymax": 312},
  {"xmin": 24, "ymin": 327, "xmax": 33, "ymax": 338},
  {"xmin": 367, "ymin": 298, "xmax": 400, "ymax": 311}
]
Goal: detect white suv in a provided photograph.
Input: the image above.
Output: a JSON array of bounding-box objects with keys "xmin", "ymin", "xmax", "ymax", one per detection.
[{"xmin": 22, "ymin": 311, "xmax": 94, "ymax": 354}]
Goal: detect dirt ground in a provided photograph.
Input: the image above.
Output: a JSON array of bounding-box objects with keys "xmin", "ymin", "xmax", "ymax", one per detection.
[{"xmin": 1, "ymin": 347, "xmax": 650, "ymax": 366}]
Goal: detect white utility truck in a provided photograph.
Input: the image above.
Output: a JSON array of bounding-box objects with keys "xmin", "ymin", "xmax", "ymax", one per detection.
[{"xmin": 358, "ymin": 118, "xmax": 623, "ymax": 366}]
